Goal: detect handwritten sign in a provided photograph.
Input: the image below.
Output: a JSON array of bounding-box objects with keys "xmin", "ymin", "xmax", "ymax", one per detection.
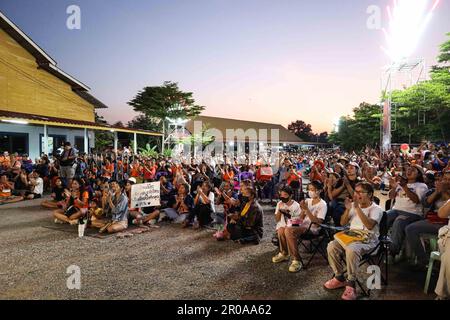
[{"xmin": 130, "ymin": 182, "xmax": 160, "ymax": 208}]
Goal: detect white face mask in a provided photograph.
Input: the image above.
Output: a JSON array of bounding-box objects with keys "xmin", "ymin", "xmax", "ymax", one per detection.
[{"xmin": 308, "ymin": 191, "xmax": 317, "ymax": 199}]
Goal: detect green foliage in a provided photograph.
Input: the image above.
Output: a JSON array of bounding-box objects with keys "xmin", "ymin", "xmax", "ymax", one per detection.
[
  {"xmin": 138, "ymin": 144, "xmax": 159, "ymax": 158},
  {"xmin": 162, "ymin": 148, "xmax": 173, "ymax": 158},
  {"xmin": 94, "ymin": 112, "xmax": 113, "ymax": 152},
  {"xmin": 127, "ymin": 81, "xmax": 205, "ymax": 132},
  {"xmin": 178, "ymin": 123, "xmax": 215, "ymax": 148}
]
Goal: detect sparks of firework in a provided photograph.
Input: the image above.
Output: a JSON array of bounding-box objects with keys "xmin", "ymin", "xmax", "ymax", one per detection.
[{"xmin": 381, "ymin": 0, "xmax": 440, "ymax": 63}]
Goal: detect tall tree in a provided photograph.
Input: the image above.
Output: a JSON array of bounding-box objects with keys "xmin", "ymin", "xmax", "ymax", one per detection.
[
  {"xmin": 288, "ymin": 120, "xmax": 314, "ymax": 141},
  {"xmin": 127, "ymin": 81, "xmax": 205, "ymax": 139}
]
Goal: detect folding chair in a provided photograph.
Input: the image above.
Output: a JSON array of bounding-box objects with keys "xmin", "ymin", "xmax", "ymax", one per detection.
[
  {"xmin": 354, "ymin": 211, "xmax": 391, "ymax": 296},
  {"xmin": 297, "ymin": 224, "xmax": 330, "ymax": 269},
  {"xmin": 297, "ymin": 208, "xmax": 340, "ymax": 269}
]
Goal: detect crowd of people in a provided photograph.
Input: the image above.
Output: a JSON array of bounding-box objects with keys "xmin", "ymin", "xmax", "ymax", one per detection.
[{"xmin": 0, "ymin": 140, "xmax": 449, "ymax": 300}]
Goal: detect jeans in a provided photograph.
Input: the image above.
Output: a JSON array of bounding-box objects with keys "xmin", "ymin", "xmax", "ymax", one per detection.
[
  {"xmin": 387, "ymin": 209, "xmax": 422, "ymax": 255},
  {"xmin": 330, "ymin": 200, "xmax": 345, "ymax": 227},
  {"xmin": 405, "ymin": 219, "xmax": 445, "ymax": 264}
]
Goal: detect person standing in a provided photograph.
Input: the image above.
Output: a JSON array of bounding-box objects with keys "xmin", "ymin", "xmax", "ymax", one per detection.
[{"xmin": 59, "ymin": 142, "xmax": 77, "ymax": 187}]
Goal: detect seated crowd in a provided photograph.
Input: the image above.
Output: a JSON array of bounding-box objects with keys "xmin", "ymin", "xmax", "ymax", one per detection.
[{"xmin": 1, "ymin": 140, "xmax": 449, "ymax": 300}]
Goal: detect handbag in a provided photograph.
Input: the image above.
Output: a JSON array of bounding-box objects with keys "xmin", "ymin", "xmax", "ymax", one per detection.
[{"xmin": 438, "ymin": 225, "xmax": 450, "ymax": 252}]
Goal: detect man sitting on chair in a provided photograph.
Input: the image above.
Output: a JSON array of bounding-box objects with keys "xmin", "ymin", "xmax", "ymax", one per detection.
[{"xmin": 324, "ymin": 182, "xmax": 383, "ymax": 300}]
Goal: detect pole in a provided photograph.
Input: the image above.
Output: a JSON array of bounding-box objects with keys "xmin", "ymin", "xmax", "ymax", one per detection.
[
  {"xmin": 114, "ymin": 131, "xmax": 118, "ymax": 155},
  {"xmin": 161, "ymin": 119, "xmax": 165, "ymax": 154},
  {"xmin": 84, "ymin": 128, "xmax": 89, "ymax": 154},
  {"xmin": 43, "ymin": 124, "xmax": 48, "ymax": 156},
  {"xmin": 133, "ymin": 132, "xmax": 137, "ymax": 155}
]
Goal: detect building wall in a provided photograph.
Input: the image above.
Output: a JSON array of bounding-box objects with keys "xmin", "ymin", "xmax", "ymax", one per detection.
[
  {"xmin": 0, "ymin": 122, "xmax": 94, "ymax": 160},
  {"xmin": 0, "ymin": 28, "xmax": 95, "ymax": 122}
]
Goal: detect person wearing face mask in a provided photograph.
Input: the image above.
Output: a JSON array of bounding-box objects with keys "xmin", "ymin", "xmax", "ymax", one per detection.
[
  {"xmin": 272, "ymin": 186, "xmax": 303, "ymax": 272},
  {"xmin": 272, "ymin": 181, "xmax": 327, "ymax": 272},
  {"xmin": 226, "ymin": 186, "xmax": 263, "ymax": 245}
]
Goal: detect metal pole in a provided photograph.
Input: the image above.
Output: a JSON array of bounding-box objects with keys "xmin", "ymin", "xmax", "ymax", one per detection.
[
  {"xmin": 114, "ymin": 131, "xmax": 118, "ymax": 154},
  {"xmin": 84, "ymin": 128, "xmax": 89, "ymax": 154},
  {"xmin": 43, "ymin": 124, "xmax": 48, "ymax": 156},
  {"xmin": 133, "ymin": 132, "xmax": 137, "ymax": 155}
]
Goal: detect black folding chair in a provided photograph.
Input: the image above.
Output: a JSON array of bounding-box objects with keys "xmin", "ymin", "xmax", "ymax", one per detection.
[
  {"xmin": 354, "ymin": 211, "xmax": 391, "ymax": 296},
  {"xmin": 297, "ymin": 208, "xmax": 342, "ymax": 269}
]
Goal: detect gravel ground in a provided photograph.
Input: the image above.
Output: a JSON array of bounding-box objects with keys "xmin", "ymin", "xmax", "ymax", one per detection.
[{"xmin": 0, "ymin": 198, "xmax": 435, "ymax": 300}]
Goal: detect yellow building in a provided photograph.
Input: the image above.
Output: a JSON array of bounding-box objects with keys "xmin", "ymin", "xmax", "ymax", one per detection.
[{"xmin": 0, "ymin": 11, "xmax": 161, "ymax": 159}]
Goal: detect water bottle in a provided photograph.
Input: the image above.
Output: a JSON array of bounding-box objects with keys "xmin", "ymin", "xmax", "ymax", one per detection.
[{"xmin": 78, "ymin": 218, "xmax": 86, "ymax": 238}]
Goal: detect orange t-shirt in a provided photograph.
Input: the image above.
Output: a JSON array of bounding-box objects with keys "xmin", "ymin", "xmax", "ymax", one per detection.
[
  {"xmin": 223, "ymin": 171, "xmax": 234, "ymax": 182},
  {"xmin": 102, "ymin": 164, "xmax": 115, "ymax": 179}
]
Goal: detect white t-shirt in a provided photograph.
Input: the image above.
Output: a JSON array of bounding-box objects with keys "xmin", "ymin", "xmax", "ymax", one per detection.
[
  {"xmin": 33, "ymin": 177, "xmax": 44, "ymax": 195},
  {"xmin": 393, "ymin": 182, "xmax": 428, "ymax": 216},
  {"xmin": 275, "ymin": 200, "xmax": 301, "ymax": 230},
  {"xmin": 349, "ymin": 203, "xmax": 383, "ymax": 240},
  {"xmin": 199, "ymin": 191, "xmax": 215, "ymax": 213},
  {"xmin": 301, "ymin": 198, "xmax": 327, "ymax": 233}
]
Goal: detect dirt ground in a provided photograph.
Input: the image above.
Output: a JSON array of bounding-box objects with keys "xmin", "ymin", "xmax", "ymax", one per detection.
[{"xmin": 0, "ymin": 198, "xmax": 436, "ymax": 300}]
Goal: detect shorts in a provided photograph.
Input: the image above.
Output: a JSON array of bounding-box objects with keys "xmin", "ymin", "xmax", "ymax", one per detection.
[
  {"xmin": 113, "ymin": 220, "xmax": 128, "ymax": 229},
  {"xmin": 60, "ymin": 166, "xmax": 75, "ymax": 179}
]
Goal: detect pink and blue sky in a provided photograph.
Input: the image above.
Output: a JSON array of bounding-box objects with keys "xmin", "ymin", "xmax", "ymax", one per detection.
[{"xmin": 1, "ymin": 0, "xmax": 449, "ymax": 132}]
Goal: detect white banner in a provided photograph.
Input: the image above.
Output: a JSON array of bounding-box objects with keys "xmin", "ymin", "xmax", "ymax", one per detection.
[{"xmin": 130, "ymin": 182, "xmax": 160, "ymax": 208}]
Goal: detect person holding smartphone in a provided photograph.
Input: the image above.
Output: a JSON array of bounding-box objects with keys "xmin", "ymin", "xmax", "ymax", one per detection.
[{"xmin": 272, "ymin": 186, "xmax": 302, "ymax": 272}]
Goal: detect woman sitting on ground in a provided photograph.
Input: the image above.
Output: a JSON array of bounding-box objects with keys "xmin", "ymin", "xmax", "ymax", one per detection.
[
  {"xmin": 53, "ymin": 178, "xmax": 89, "ymax": 225},
  {"xmin": 184, "ymin": 181, "xmax": 215, "ymax": 228},
  {"xmin": 226, "ymin": 186, "xmax": 263, "ymax": 245},
  {"xmin": 124, "ymin": 177, "xmax": 161, "ymax": 226},
  {"xmin": 41, "ymin": 177, "xmax": 67, "ymax": 209},
  {"xmin": 164, "ymin": 183, "xmax": 194, "ymax": 224},
  {"xmin": 214, "ymin": 180, "xmax": 238, "ymax": 225},
  {"xmin": 92, "ymin": 180, "xmax": 129, "ymax": 234},
  {"xmin": 24, "ymin": 171, "xmax": 44, "ymax": 200},
  {"xmin": 0, "ymin": 174, "xmax": 24, "ymax": 205},
  {"xmin": 324, "ymin": 182, "xmax": 383, "ymax": 300}
]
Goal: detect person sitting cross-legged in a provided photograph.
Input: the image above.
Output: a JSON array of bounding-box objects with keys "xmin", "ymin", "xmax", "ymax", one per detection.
[
  {"xmin": 53, "ymin": 178, "xmax": 89, "ymax": 225},
  {"xmin": 226, "ymin": 186, "xmax": 263, "ymax": 245},
  {"xmin": 91, "ymin": 180, "xmax": 129, "ymax": 234},
  {"xmin": 324, "ymin": 182, "xmax": 383, "ymax": 300}
]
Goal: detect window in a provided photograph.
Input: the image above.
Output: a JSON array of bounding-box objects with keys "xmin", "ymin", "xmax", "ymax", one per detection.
[
  {"xmin": 0, "ymin": 132, "xmax": 29, "ymax": 155},
  {"xmin": 74, "ymin": 136, "xmax": 85, "ymax": 153},
  {"xmin": 39, "ymin": 134, "xmax": 67, "ymax": 155}
]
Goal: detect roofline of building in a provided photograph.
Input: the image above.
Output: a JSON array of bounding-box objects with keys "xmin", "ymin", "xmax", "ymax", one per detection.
[{"xmin": 0, "ymin": 10, "xmax": 109, "ymax": 107}]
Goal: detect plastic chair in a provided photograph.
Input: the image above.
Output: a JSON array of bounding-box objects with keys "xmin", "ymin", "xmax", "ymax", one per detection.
[{"xmin": 424, "ymin": 250, "xmax": 441, "ymax": 294}]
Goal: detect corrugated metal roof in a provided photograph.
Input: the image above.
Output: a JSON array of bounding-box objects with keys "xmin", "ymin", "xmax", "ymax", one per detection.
[{"xmin": 0, "ymin": 110, "xmax": 162, "ymax": 136}]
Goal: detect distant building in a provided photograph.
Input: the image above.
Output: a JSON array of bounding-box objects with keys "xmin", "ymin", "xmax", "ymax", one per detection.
[
  {"xmin": 183, "ymin": 116, "xmax": 304, "ymax": 154},
  {"xmin": 0, "ymin": 11, "xmax": 161, "ymax": 160}
]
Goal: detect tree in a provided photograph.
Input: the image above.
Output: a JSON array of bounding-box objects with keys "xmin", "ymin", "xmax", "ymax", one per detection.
[
  {"xmin": 128, "ymin": 115, "xmax": 162, "ymax": 151},
  {"xmin": 127, "ymin": 81, "xmax": 205, "ymax": 141},
  {"xmin": 288, "ymin": 120, "xmax": 328, "ymax": 143},
  {"xmin": 94, "ymin": 112, "xmax": 113, "ymax": 152},
  {"xmin": 288, "ymin": 120, "xmax": 314, "ymax": 141}
]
